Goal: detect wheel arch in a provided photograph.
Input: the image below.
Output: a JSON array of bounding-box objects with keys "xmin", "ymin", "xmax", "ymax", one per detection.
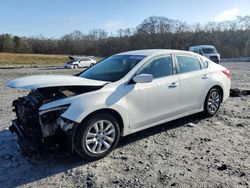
[
  {"xmin": 204, "ymin": 85, "xmax": 224, "ymax": 109},
  {"xmin": 72, "ymin": 108, "xmax": 123, "ymax": 159},
  {"xmin": 76, "ymin": 108, "xmax": 124, "ymax": 136},
  {"xmin": 210, "ymin": 85, "xmax": 224, "ymax": 102}
]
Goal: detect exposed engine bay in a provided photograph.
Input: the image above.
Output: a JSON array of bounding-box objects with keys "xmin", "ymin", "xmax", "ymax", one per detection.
[{"xmin": 9, "ymin": 86, "xmax": 102, "ymax": 153}]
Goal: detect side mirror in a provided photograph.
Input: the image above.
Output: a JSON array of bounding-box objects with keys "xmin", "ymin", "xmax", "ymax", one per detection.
[{"xmin": 133, "ymin": 74, "xmax": 153, "ymax": 83}]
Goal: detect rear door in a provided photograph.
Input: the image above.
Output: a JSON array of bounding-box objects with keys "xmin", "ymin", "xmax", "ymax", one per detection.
[
  {"xmin": 125, "ymin": 55, "xmax": 181, "ymax": 129},
  {"xmin": 80, "ymin": 58, "xmax": 92, "ymax": 67},
  {"xmin": 175, "ymin": 53, "xmax": 211, "ymax": 112}
]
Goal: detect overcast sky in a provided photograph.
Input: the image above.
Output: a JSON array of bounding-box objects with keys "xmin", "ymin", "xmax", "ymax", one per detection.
[{"xmin": 0, "ymin": 0, "xmax": 249, "ymax": 38}]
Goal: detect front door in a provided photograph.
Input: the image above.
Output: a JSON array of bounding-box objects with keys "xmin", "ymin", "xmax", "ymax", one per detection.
[{"xmin": 125, "ymin": 55, "xmax": 181, "ymax": 129}]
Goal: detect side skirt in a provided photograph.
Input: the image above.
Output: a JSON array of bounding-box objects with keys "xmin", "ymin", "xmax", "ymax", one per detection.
[{"xmin": 123, "ymin": 108, "xmax": 203, "ymax": 136}]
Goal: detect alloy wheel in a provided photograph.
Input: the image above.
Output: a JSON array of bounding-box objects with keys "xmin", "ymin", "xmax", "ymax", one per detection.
[
  {"xmin": 85, "ymin": 120, "xmax": 116, "ymax": 154},
  {"xmin": 207, "ymin": 91, "xmax": 220, "ymax": 113}
]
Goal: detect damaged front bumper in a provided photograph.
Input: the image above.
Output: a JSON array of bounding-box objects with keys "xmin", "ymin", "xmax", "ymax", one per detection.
[
  {"xmin": 9, "ymin": 118, "xmax": 78, "ymax": 154},
  {"xmin": 10, "ymin": 120, "xmax": 42, "ymax": 153},
  {"xmin": 9, "ymin": 96, "xmax": 78, "ymax": 154},
  {"xmin": 9, "ymin": 119, "xmax": 25, "ymax": 138}
]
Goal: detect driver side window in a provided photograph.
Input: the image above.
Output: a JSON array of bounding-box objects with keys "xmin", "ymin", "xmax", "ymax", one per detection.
[{"xmin": 137, "ymin": 56, "xmax": 173, "ymax": 79}]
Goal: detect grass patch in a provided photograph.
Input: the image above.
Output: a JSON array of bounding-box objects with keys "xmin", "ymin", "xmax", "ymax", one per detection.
[{"xmin": 0, "ymin": 53, "xmax": 103, "ymax": 66}]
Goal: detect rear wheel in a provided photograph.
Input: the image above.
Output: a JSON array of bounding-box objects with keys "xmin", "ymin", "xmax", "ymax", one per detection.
[
  {"xmin": 204, "ymin": 88, "xmax": 222, "ymax": 116},
  {"xmin": 74, "ymin": 113, "xmax": 120, "ymax": 160},
  {"xmin": 73, "ymin": 64, "xmax": 79, "ymax": 69}
]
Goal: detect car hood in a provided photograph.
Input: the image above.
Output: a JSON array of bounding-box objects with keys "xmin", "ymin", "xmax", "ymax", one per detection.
[{"xmin": 6, "ymin": 75, "xmax": 108, "ymax": 90}]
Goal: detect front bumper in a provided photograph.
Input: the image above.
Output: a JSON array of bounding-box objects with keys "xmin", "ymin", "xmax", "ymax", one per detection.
[
  {"xmin": 209, "ymin": 56, "xmax": 220, "ymax": 64},
  {"xmin": 9, "ymin": 119, "xmax": 78, "ymax": 154},
  {"xmin": 9, "ymin": 119, "xmax": 25, "ymax": 138},
  {"xmin": 9, "ymin": 119, "xmax": 42, "ymax": 153}
]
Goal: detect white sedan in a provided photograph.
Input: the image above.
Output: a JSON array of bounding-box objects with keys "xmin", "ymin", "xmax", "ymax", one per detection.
[
  {"xmin": 7, "ymin": 49, "xmax": 231, "ymax": 160},
  {"xmin": 64, "ymin": 56, "xmax": 96, "ymax": 69}
]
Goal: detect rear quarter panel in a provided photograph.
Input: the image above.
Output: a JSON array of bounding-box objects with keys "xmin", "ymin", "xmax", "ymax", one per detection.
[{"xmin": 208, "ymin": 62, "xmax": 231, "ymax": 102}]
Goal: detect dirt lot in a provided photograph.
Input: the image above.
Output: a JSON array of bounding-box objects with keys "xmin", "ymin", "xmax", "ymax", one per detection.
[{"xmin": 0, "ymin": 62, "xmax": 249, "ymax": 188}]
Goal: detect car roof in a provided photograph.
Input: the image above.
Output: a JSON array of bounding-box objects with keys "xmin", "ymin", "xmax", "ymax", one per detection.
[
  {"xmin": 189, "ymin": 45, "xmax": 215, "ymax": 49},
  {"xmin": 116, "ymin": 49, "xmax": 192, "ymax": 56}
]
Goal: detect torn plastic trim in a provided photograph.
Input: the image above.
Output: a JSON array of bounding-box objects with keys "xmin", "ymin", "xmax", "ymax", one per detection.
[
  {"xmin": 9, "ymin": 119, "xmax": 25, "ymax": 138},
  {"xmin": 57, "ymin": 117, "xmax": 75, "ymax": 132}
]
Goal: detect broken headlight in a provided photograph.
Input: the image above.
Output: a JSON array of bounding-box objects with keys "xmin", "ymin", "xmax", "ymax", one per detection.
[{"xmin": 39, "ymin": 104, "xmax": 70, "ymax": 137}]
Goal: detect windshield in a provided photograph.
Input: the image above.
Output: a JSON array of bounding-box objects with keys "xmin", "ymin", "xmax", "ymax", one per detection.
[
  {"xmin": 202, "ymin": 48, "xmax": 218, "ymax": 54},
  {"xmin": 79, "ymin": 55, "xmax": 146, "ymax": 82}
]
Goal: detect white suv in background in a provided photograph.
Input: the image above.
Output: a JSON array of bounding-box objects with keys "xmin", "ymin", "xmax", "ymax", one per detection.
[
  {"xmin": 64, "ymin": 56, "xmax": 96, "ymax": 69},
  {"xmin": 189, "ymin": 45, "xmax": 220, "ymax": 64}
]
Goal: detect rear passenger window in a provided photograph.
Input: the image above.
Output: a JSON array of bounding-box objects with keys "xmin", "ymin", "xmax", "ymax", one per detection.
[
  {"xmin": 176, "ymin": 55, "xmax": 201, "ymax": 73},
  {"xmin": 138, "ymin": 56, "xmax": 173, "ymax": 79}
]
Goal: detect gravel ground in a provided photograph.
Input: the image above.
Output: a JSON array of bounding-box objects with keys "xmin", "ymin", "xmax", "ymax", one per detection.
[{"xmin": 0, "ymin": 62, "xmax": 249, "ymax": 188}]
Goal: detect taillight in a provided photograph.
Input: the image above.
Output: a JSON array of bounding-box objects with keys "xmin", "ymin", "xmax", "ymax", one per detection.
[{"xmin": 222, "ymin": 69, "xmax": 231, "ymax": 78}]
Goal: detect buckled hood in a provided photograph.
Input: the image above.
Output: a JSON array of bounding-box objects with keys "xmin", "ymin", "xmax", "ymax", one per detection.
[{"xmin": 6, "ymin": 75, "xmax": 108, "ymax": 90}]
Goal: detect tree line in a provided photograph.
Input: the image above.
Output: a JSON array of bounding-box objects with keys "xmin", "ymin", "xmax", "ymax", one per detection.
[{"xmin": 0, "ymin": 16, "xmax": 250, "ymax": 58}]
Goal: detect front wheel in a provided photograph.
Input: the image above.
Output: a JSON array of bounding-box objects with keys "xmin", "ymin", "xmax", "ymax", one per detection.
[
  {"xmin": 204, "ymin": 88, "xmax": 222, "ymax": 116},
  {"xmin": 74, "ymin": 113, "xmax": 120, "ymax": 160}
]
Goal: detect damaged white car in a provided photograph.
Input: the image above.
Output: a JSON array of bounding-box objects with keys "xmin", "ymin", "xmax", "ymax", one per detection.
[
  {"xmin": 64, "ymin": 56, "xmax": 96, "ymax": 69},
  {"xmin": 7, "ymin": 50, "xmax": 231, "ymax": 160}
]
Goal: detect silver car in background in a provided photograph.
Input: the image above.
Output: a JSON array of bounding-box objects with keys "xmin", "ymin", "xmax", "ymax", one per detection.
[{"xmin": 64, "ymin": 56, "xmax": 96, "ymax": 69}]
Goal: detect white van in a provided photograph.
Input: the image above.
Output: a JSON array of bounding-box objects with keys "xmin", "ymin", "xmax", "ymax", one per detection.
[{"xmin": 189, "ymin": 45, "xmax": 220, "ymax": 63}]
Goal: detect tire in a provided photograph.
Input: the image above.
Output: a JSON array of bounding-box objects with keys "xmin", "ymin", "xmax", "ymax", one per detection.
[
  {"xmin": 204, "ymin": 88, "xmax": 222, "ymax": 116},
  {"xmin": 73, "ymin": 64, "xmax": 79, "ymax": 69},
  {"xmin": 90, "ymin": 63, "xmax": 94, "ymax": 67},
  {"xmin": 74, "ymin": 113, "xmax": 120, "ymax": 160}
]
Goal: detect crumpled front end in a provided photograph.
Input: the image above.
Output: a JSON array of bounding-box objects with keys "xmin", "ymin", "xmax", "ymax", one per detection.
[
  {"xmin": 6, "ymin": 74, "xmax": 106, "ymax": 153},
  {"xmin": 9, "ymin": 88, "xmax": 80, "ymax": 153}
]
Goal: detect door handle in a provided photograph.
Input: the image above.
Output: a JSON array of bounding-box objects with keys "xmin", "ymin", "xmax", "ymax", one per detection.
[
  {"xmin": 202, "ymin": 74, "xmax": 208, "ymax": 79},
  {"xmin": 169, "ymin": 82, "xmax": 178, "ymax": 88}
]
